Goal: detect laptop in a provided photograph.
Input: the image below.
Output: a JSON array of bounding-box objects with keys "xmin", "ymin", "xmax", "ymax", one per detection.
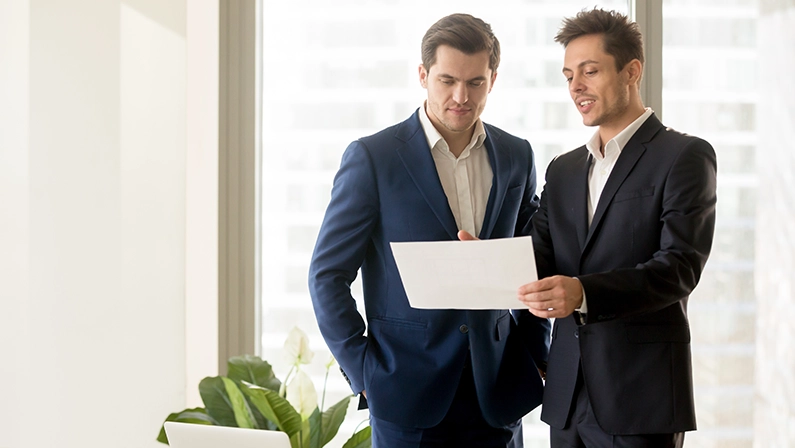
[{"xmin": 164, "ymin": 421, "xmax": 291, "ymax": 448}]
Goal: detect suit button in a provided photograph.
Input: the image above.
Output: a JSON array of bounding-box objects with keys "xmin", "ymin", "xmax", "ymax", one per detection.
[
  {"xmin": 574, "ymin": 330, "xmax": 579, "ymax": 338},
  {"xmin": 459, "ymin": 324, "xmax": 469, "ymax": 334},
  {"xmin": 339, "ymin": 367, "xmax": 351, "ymax": 385}
]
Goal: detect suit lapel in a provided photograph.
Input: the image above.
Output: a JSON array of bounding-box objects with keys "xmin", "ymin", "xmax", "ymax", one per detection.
[
  {"xmin": 479, "ymin": 126, "xmax": 507, "ymax": 239},
  {"xmin": 395, "ymin": 112, "xmax": 459, "ymax": 239},
  {"xmin": 572, "ymin": 151, "xmax": 591, "ymax": 251},
  {"xmin": 582, "ymin": 114, "xmax": 664, "ymax": 252}
]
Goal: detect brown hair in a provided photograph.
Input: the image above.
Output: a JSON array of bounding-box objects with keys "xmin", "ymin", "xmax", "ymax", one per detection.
[
  {"xmin": 421, "ymin": 13, "xmax": 500, "ymax": 72},
  {"xmin": 554, "ymin": 8, "xmax": 644, "ymax": 72}
]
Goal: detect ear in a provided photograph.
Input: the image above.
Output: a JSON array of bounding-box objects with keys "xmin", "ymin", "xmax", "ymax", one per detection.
[
  {"xmin": 488, "ymin": 70, "xmax": 498, "ymax": 93},
  {"xmin": 418, "ymin": 64, "xmax": 428, "ymax": 88},
  {"xmin": 625, "ymin": 59, "xmax": 643, "ymax": 86}
]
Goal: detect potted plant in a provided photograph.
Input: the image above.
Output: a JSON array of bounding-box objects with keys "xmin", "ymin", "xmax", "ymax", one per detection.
[{"xmin": 157, "ymin": 327, "xmax": 371, "ymax": 448}]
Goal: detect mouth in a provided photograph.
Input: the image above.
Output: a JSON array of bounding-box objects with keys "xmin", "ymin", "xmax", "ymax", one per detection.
[
  {"xmin": 448, "ymin": 108, "xmax": 471, "ymax": 116},
  {"xmin": 576, "ymin": 98, "xmax": 596, "ymax": 113}
]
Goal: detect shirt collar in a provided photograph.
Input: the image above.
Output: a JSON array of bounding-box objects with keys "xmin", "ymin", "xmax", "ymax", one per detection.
[
  {"xmin": 586, "ymin": 107, "xmax": 654, "ymax": 161},
  {"xmin": 418, "ymin": 102, "xmax": 486, "ymax": 156}
]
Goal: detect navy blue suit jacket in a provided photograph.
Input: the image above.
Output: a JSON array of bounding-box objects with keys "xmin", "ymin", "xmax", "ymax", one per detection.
[
  {"xmin": 534, "ymin": 114, "xmax": 717, "ymax": 434},
  {"xmin": 309, "ymin": 110, "xmax": 551, "ymax": 428}
]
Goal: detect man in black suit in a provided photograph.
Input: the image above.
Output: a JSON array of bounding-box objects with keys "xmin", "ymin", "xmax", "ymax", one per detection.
[{"xmin": 517, "ymin": 8, "xmax": 717, "ymax": 448}]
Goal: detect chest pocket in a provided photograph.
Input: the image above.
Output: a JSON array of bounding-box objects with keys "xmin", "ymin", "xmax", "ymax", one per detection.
[{"xmin": 613, "ymin": 186, "xmax": 655, "ymax": 203}]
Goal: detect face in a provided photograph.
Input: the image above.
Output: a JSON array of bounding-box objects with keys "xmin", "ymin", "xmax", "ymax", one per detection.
[
  {"xmin": 419, "ymin": 45, "xmax": 497, "ymax": 139},
  {"xmin": 562, "ymin": 34, "xmax": 635, "ymax": 130}
]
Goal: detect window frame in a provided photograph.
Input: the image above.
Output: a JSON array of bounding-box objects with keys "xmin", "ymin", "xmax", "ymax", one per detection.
[{"xmin": 218, "ymin": 0, "xmax": 260, "ymax": 371}]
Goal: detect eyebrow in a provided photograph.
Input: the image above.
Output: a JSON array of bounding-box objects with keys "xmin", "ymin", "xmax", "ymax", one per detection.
[
  {"xmin": 438, "ymin": 74, "xmax": 489, "ymax": 82},
  {"xmin": 562, "ymin": 59, "xmax": 600, "ymax": 73}
]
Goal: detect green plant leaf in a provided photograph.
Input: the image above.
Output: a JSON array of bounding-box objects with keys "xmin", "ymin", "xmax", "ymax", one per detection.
[
  {"xmin": 156, "ymin": 408, "xmax": 216, "ymax": 444},
  {"xmin": 341, "ymin": 425, "xmax": 371, "ymax": 448},
  {"xmin": 226, "ymin": 355, "xmax": 281, "ymax": 428},
  {"xmin": 248, "ymin": 401, "xmax": 279, "ymax": 431},
  {"xmin": 240, "ymin": 381, "xmax": 302, "ymax": 436},
  {"xmin": 200, "ymin": 376, "xmax": 237, "ymax": 427},
  {"xmin": 199, "ymin": 376, "xmax": 256, "ymax": 428},
  {"xmin": 320, "ymin": 396, "xmax": 351, "ymax": 446},
  {"xmin": 289, "ymin": 408, "xmax": 320, "ymax": 448},
  {"xmin": 227, "ymin": 355, "xmax": 282, "ymax": 391},
  {"xmin": 289, "ymin": 421, "xmax": 307, "ymax": 448},
  {"xmin": 307, "ymin": 407, "xmax": 321, "ymax": 448},
  {"xmin": 223, "ymin": 376, "xmax": 256, "ymax": 428}
]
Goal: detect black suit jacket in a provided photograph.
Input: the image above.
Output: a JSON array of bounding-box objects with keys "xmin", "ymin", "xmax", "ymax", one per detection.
[{"xmin": 533, "ymin": 114, "xmax": 717, "ymax": 434}]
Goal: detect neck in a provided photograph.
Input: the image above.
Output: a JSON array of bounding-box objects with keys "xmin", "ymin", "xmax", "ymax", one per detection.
[
  {"xmin": 598, "ymin": 104, "xmax": 647, "ymax": 149},
  {"xmin": 442, "ymin": 130, "xmax": 474, "ymax": 158},
  {"xmin": 423, "ymin": 103, "xmax": 476, "ymax": 158}
]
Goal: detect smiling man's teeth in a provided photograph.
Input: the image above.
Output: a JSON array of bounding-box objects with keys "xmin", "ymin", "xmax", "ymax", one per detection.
[{"xmin": 579, "ymin": 100, "xmax": 594, "ymax": 106}]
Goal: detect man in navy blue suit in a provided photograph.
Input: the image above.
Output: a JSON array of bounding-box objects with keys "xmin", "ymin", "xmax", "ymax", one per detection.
[{"xmin": 309, "ymin": 13, "xmax": 551, "ymax": 448}]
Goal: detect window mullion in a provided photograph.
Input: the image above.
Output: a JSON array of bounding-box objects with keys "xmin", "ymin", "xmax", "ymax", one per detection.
[{"xmin": 629, "ymin": 0, "xmax": 664, "ymax": 119}]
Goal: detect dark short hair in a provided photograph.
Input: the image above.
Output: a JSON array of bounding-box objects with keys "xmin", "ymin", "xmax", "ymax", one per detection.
[
  {"xmin": 421, "ymin": 13, "xmax": 500, "ymax": 72},
  {"xmin": 554, "ymin": 8, "xmax": 644, "ymax": 72}
]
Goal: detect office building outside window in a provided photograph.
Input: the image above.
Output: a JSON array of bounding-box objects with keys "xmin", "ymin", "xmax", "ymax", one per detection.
[
  {"xmin": 258, "ymin": 1, "xmax": 784, "ymax": 446},
  {"xmin": 662, "ymin": 1, "xmax": 760, "ymax": 447}
]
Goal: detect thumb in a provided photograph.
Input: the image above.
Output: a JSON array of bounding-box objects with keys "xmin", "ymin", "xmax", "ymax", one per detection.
[{"xmin": 457, "ymin": 230, "xmax": 479, "ymax": 241}]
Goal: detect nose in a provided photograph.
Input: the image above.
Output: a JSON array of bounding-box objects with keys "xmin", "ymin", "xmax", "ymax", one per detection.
[
  {"xmin": 569, "ymin": 74, "xmax": 584, "ymax": 95},
  {"xmin": 452, "ymin": 82, "xmax": 468, "ymax": 105}
]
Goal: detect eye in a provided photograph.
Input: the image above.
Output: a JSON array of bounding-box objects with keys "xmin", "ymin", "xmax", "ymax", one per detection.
[
  {"xmin": 440, "ymin": 79, "xmax": 454, "ymax": 85},
  {"xmin": 585, "ymin": 70, "xmax": 597, "ymax": 76},
  {"xmin": 469, "ymin": 81, "xmax": 484, "ymax": 87},
  {"xmin": 565, "ymin": 77, "xmax": 573, "ymax": 83}
]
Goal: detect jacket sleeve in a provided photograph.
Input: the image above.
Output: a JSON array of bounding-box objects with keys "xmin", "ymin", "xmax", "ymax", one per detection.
[
  {"xmin": 515, "ymin": 139, "xmax": 550, "ymax": 368},
  {"xmin": 308, "ymin": 140, "xmax": 378, "ymax": 395},
  {"xmin": 514, "ymin": 138, "xmax": 541, "ymax": 238},
  {"xmin": 530, "ymin": 156, "xmax": 558, "ymax": 281}
]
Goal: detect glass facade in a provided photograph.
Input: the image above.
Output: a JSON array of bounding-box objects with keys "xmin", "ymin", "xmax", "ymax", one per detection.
[
  {"xmin": 260, "ymin": 3, "xmax": 625, "ymax": 446},
  {"xmin": 259, "ymin": 1, "xmax": 782, "ymax": 446},
  {"xmin": 662, "ymin": 1, "xmax": 758, "ymax": 446}
]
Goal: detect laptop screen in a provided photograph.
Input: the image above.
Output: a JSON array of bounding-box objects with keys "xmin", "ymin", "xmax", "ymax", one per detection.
[{"xmin": 164, "ymin": 422, "xmax": 291, "ymax": 448}]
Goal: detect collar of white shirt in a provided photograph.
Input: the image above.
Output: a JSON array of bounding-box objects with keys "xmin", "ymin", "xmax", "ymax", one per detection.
[
  {"xmin": 585, "ymin": 107, "xmax": 654, "ymax": 161},
  {"xmin": 418, "ymin": 102, "xmax": 486, "ymax": 158}
]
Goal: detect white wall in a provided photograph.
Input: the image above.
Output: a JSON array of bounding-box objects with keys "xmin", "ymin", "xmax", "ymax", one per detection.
[
  {"xmin": 186, "ymin": 0, "xmax": 219, "ymax": 408},
  {"xmin": 0, "ymin": 1, "xmax": 218, "ymax": 447},
  {"xmin": 0, "ymin": 1, "xmax": 31, "ymax": 447}
]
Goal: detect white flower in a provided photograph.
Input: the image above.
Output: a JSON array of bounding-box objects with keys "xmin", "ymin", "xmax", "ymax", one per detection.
[
  {"xmin": 286, "ymin": 370, "xmax": 318, "ymax": 418},
  {"xmin": 325, "ymin": 354, "xmax": 337, "ymax": 370},
  {"xmin": 283, "ymin": 326, "xmax": 314, "ymax": 366}
]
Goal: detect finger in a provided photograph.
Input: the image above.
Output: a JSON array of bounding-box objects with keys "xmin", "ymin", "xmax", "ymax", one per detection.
[
  {"xmin": 518, "ymin": 278, "xmax": 556, "ymax": 295},
  {"xmin": 519, "ymin": 297, "xmax": 554, "ymax": 313},
  {"xmin": 457, "ymin": 230, "xmax": 479, "ymax": 241},
  {"xmin": 518, "ymin": 290, "xmax": 554, "ymax": 304},
  {"xmin": 527, "ymin": 307, "xmax": 552, "ymax": 319}
]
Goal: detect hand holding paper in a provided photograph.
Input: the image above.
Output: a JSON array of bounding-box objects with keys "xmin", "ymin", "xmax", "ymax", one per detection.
[{"xmin": 517, "ymin": 275, "xmax": 584, "ymax": 319}]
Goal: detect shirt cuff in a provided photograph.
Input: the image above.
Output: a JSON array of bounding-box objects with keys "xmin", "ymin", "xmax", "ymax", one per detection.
[{"xmin": 575, "ymin": 279, "xmax": 587, "ymax": 314}]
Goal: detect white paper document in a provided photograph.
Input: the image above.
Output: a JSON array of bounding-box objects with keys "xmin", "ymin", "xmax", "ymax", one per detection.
[{"xmin": 389, "ymin": 236, "xmax": 537, "ymax": 310}]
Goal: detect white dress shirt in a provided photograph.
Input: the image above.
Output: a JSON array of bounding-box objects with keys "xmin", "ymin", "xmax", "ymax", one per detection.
[
  {"xmin": 418, "ymin": 103, "xmax": 493, "ymax": 237},
  {"xmin": 578, "ymin": 107, "xmax": 654, "ymax": 315}
]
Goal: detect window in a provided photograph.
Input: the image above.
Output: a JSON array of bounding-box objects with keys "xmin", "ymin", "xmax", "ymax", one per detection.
[
  {"xmin": 259, "ymin": 2, "xmax": 626, "ymax": 446},
  {"xmin": 662, "ymin": 1, "xmax": 759, "ymax": 446},
  {"xmin": 251, "ymin": 1, "xmax": 795, "ymax": 447}
]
